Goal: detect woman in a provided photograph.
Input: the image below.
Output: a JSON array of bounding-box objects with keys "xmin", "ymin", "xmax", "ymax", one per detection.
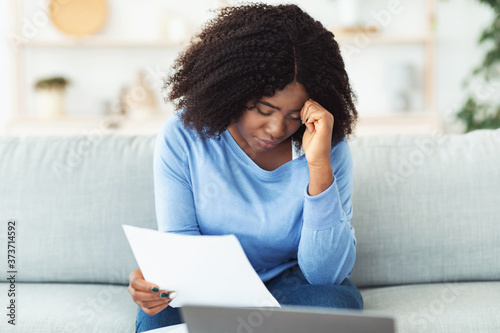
[{"xmin": 129, "ymin": 3, "xmax": 361, "ymax": 332}]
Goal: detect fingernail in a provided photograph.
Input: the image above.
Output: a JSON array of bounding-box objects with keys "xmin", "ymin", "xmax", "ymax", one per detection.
[
  {"xmin": 300, "ymin": 117, "xmax": 303, "ymax": 124},
  {"xmin": 306, "ymin": 117, "xmax": 309, "ymax": 123},
  {"xmin": 169, "ymin": 292, "xmax": 177, "ymax": 299},
  {"xmin": 160, "ymin": 293, "xmax": 169, "ymax": 298},
  {"xmin": 151, "ymin": 287, "xmax": 159, "ymax": 292},
  {"xmin": 307, "ymin": 128, "xmax": 311, "ymax": 134}
]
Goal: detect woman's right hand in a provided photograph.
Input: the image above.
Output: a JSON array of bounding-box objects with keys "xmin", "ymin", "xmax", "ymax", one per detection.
[{"xmin": 128, "ymin": 268, "xmax": 176, "ymax": 316}]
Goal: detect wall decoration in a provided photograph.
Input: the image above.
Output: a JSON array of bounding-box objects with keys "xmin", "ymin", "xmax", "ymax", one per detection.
[{"xmin": 49, "ymin": 0, "xmax": 108, "ymax": 36}]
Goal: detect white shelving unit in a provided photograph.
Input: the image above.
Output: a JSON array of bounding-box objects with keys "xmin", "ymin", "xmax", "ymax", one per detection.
[
  {"xmin": 4, "ymin": 0, "xmax": 440, "ymax": 137},
  {"xmin": 17, "ymin": 39, "xmax": 185, "ymax": 48},
  {"xmin": 333, "ymin": 0, "xmax": 439, "ymax": 135}
]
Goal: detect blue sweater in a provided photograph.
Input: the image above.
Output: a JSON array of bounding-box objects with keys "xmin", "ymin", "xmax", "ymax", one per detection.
[{"xmin": 153, "ymin": 110, "xmax": 356, "ymax": 285}]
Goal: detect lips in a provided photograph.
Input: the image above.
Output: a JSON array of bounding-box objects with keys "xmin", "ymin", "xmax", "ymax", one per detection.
[{"xmin": 256, "ymin": 138, "xmax": 281, "ymax": 149}]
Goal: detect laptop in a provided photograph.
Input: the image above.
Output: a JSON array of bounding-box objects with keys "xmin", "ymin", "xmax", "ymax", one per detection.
[{"xmin": 180, "ymin": 305, "xmax": 395, "ymax": 333}]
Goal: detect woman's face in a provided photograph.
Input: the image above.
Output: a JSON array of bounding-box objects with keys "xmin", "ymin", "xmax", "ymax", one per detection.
[{"xmin": 228, "ymin": 82, "xmax": 309, "ymax": 155}]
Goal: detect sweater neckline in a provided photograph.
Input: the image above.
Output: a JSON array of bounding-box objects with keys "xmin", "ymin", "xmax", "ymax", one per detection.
[{"xmin": 222, "ymin": 129, "xmax": 304, "ymax": 178}]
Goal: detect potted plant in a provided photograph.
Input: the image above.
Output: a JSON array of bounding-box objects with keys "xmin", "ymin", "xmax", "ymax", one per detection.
[
  {"xmin": 34, "ymin": 76, "xmax": 70, "ymax": 118},
  {"xmin": 456, "ymin": 0, "xmax": 500, "ymax": 132}
]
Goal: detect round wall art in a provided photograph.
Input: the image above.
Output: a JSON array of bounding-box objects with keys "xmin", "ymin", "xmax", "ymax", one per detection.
[{"xmin": 49, "ymin": 0, "xmax": 108, "ymax": 36}]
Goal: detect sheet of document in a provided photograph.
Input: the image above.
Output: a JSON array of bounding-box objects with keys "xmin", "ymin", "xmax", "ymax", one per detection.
[
  {"xmin": 123, "ymin": 225, "xmax": 280, "ymax": 308},
  {"xmin": 144, "ymin": 323, "xmax": 188, "ymax": 333}
]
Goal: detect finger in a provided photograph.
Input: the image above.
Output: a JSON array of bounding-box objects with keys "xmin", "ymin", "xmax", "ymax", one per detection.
[
  {"xmin": 141, "ymin": 298, "xmax": 171, "ymax": 309},
  {"xmin": 129, "ymin": 268, "xmax": 144, "ymax": 281},
  {"xmin": 301, "ymin": 100, "xmax": 324, "ymax": 128},
  {"xmin": 130, "ymin": 276, "xmax": 161, "ymax": 293},
  {"xmin": 303, "ymin": 111, "xmax": 324, "ymax": 134},
  {"xmin": 309, "ymin": 99, "xmax": 323, "ymax": 108},
  {"xmin": 301, "ymin": 105, "xmax": 314, "ymax": 133},
  {"xmin": 129, "ymin": 287, "xmax": 175, "ymax": 302},
  {"xmin": 300, "ymin": 100, "xmax": 314, "ymax": 122},
  {"xmin": 129, "ymin": 269, "xmax": 157, "ymax": 292},
  {"xmin": 305, "ymin": 110, "xmax": 333, "ymax": 133},
  {"xmin": 142, "ymin": 302, "xmax": 169, "ymax": 316}
]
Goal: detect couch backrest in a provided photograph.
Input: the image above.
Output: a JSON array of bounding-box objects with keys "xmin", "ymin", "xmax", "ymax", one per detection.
[
  {"xmin": 348, "ymin": 129, "xmax": 500, "ymax": 287},
  {"xmin": 1, "ymin": 129, "xmax": 499, "ymax": 286},
  {"xmin": 0, "ymin": 134, "xmax": 157, "ymax": 285}
]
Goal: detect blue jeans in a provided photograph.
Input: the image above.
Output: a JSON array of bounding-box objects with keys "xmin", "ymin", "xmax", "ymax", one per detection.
[{"xmin": 136, "ymin": 265, "xmax": 363, "ymax": 332}]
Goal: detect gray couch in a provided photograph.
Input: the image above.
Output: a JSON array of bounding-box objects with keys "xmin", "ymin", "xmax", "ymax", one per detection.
[{"xmin": 1, "ymin": 128, "xmax": 499, "ymax": 332}]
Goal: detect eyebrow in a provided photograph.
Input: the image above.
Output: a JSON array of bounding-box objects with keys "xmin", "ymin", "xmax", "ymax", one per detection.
[{"xmin": 256, "ymin": 100, "xmax": 301, "ymax": 113}]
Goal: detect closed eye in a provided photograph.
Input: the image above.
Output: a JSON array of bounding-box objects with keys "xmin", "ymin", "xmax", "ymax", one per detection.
[
  {"xmin": 256, "ymin": 107, "xmax": 272, "ymax": 116},
  {"xmin": 257, "ymin": 107, "xmax": 301, "ymax": 120}
]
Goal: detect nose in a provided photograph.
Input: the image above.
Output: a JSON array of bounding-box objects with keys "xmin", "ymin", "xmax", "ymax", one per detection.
[{"xmin": 265, "ymin": 114, "xmax": 287, "ymax": 140}]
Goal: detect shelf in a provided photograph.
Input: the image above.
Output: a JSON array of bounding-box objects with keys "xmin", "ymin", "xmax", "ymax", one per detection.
[
  {"xmin": 357, "ymin": 111, "xmax": 439, "ymax": 122},
  {"xmin": 334, "ymin": 33, "xmax": 435, "ymax": 44},
  {"xmin": 8, "ymin": 114, "xmax": 170, "ymax": 123},
  {"xmin": 9, "ymin": 112, "xmax": 433, "ymax": 123},
  {"xmin": 330, "ymin": 24, "xmax": 435, "ymax": 44},
  {"xmin": 1, "ymin": 112, "xmax": 443, "ymax": 137},
  {"xmin": 15, "ymin": 34, "xmax": 435, "ymax": 48},
  {"xmin": 14, "ymin": 39, "xmax": 186, "ymax": 48},
  {"xmin": 358, "ymin": 110, "xmax": 435, "ymax": 118},
  {"xmin": 2, "ymin": 114, "xmax": 171, "ymax": 136},
  {"xmin": 355, "ymin": 112, "xmax": 442, "ymax": 136}
]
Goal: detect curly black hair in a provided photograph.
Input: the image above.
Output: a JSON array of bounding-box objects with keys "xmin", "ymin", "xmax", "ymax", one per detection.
[{"xmin": 163, "ymin": 3, "xmax": 357, "ymax": 147}]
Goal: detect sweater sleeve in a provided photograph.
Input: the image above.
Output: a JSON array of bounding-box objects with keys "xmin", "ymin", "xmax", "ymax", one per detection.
[
  {"xmin": 153, "ymin": 117, "xmax": 201, "ymax": 235},
  {"xmin": 297, "ymin": 137, "xmax": 356, "ymax": 285}
]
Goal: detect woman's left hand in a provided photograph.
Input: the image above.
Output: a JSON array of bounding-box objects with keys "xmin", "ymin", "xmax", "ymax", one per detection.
[{"xmin": 301, "ymin": 99, "xmax": 335, "ymax": 167}]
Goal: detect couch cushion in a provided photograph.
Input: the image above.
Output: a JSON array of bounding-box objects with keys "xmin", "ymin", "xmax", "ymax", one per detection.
[
  {"xmin": 348, "ymin": 129, "xmax": 500, "ymax": 287},
  {"xmin": 0, "ymin": 283, "xmax": 136, "ymax": 332},
  {"xmin": 0, "ymin": 135, "xmax": 158, "ymax": 284},
  {"xmin": 360, "ymin": 281, "xmax": 500, "ymax": 333}
]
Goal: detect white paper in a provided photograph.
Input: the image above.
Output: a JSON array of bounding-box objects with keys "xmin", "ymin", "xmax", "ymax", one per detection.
[
  {"xmin": 123, "ymin": 225, "xmax": 280, "ymax": 308},
  {"xmin": 144, "ymin": 323, "xmax": 188, "ymax": 333}
]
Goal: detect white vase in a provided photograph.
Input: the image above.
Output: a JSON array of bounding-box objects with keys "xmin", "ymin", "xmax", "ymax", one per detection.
[{"xmin": 36, "ymin": 88, "xmax": 66, "ymax": 118}]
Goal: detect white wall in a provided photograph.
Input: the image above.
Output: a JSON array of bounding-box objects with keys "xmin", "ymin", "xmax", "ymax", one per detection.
[
  {"xmin": 0, "ymin": 0, "xmax": 497, "ymax": 134},
  {"xmin": 0, "ymin": 0, "xmax": 13, "ymax": 132}
]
